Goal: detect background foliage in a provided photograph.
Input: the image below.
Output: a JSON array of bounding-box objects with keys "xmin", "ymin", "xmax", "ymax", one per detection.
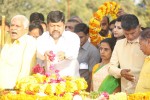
[{"xmin": 0, "ymin": 0, "xmax": 150, "ymax": 27}]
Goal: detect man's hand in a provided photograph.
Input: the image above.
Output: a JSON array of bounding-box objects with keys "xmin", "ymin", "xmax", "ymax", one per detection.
[
  {"xmin": 37, "ymin": 52, "xmax": 45, "ymax": 60},
  {"xmin": 44, "ymin": 51, "xmax": 51, "ymax": 61},
  {"xmin": 57, "ymin": 51, "xmax": 65, "ymax": 61},
  {"xmin": 120, "ymin": 69, "xmax": 135, "ymax": 82}
]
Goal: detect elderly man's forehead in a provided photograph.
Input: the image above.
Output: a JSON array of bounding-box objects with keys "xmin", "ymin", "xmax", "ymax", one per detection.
[{"xmin": 11, "ymin": 18, "xmax": 23, "ymax": 24}]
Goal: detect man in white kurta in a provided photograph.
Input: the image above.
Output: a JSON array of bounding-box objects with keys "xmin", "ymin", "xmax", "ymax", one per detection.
[
  {"xmin": 37, "ymin": 10, "xmax": 80, "ymax": 77},
  {"xmin": 0, "ymin": 15, "xmax": 37, "ymax": 89}
]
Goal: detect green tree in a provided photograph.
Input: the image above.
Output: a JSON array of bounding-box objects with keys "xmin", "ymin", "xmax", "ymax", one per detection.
[{"xmin": 0, "ymin": 0, "xmax": 150, "ymax": 27}]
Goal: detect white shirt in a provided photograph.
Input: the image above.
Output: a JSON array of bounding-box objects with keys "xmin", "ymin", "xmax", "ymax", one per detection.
[
  {"xmin": 37, "ymin": 31, "xmax": 80, "ymax": 77},
  {"xmin": 37, "ymin": 31, "xmax": 80, "ymax": 59}
]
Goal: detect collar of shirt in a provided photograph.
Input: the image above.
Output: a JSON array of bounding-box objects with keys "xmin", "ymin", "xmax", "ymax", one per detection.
[
  {"xmin": 11, "ymin": 34, "xmax": 28, "ymax": 45},
  {"xmin": 125, "ymin": 37, "xmax": 139, "ymax": 45},
  {"xmin": 145, "ymin": 55, "xmax": 150, "ymax": 61},
  {"xmin": 81, "ymin": 40, "xmax": 90, "ymax": 50},
  {"xmin": 47, "ymin": 31, "xmax": 65, "ymax": 41}
]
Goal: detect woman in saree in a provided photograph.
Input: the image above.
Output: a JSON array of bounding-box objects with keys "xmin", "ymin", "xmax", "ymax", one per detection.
[{"xmin": 91, "ymin": 38, "xmax": 120, "ymax": 94}]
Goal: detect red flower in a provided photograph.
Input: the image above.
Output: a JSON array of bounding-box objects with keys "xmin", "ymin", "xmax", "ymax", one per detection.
[
  {"xmin": 32, "ymin": 64, "xmax": 45, "ymax": 74},
  {"xmin": 49, "ymin": 51, "xmax": 55, "ymax": 61},
  {"xmin": 55, "ymin": 70, "xmax": 59, "ymax": 73},
  {"xmin": 49, "ymin": 64, "xmax": 54, "ymax": 70},
  {"xmin": 45, "ymin": 72, "xmax": 50, "ymax": 77},
  {"xmin": 73, "ymin": 90, "xmax": 79, "ymax": 96}
]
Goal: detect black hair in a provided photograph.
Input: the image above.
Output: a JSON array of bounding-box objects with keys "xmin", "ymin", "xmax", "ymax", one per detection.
[
  {"xmin": 140, "ymin": 28, "xmax": 150, "ymax": 40},
  {"xmin": 47, "ymin": 10, "xmax": 65, "ymax": 24},
  {"xmin": 29, "ymin": 21, "xmax": 43, "ymax": 35},
  {"xmin": 121, "ymin": 14, "xmax": 139, "ymax": 31},
  {"xmin": 38, "ymin": 13, "xmax": 45, "ymax": 22},
  {"xmin": 109, "ymin": 19, "xmax": 116, "ymax": 26},
  {"xmin": 116, "ymin": 15, "xmax": 124, "ymax": 22},
  {"xmin": 100, "ymin": 38, "xmax": 116, "ymax": 51},
  {"xmin": 30, "ymin": 12, "xmax": 45, "ymax": 23},
  {"xmin": 74, "ymin": 23, "xmax": 89, "ymax": 35}
]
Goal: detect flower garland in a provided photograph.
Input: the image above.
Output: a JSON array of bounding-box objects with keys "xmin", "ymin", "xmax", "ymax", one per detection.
[
  {"xmin": 0, "ymin": 74, "xmax": 88, "ymax": 100},
  {"xmin": 89, "ymin": 1, "xmax": 120, "ymax": 46}
]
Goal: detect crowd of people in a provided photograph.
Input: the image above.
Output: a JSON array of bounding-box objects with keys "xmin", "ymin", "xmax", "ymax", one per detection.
[{"xmin": 0, "ymin": 8, "xmax": 150, "ymax": 94}]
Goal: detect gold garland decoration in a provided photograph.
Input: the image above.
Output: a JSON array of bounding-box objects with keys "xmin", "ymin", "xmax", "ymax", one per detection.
[{"xmin": 89, "ymin": 1, "xmax": 120, "ymax": 46}]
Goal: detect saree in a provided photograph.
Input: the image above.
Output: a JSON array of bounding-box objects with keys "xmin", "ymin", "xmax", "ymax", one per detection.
[{"xmin": 92, "ymin": 63, "xmax": 119, "ymax": 94}]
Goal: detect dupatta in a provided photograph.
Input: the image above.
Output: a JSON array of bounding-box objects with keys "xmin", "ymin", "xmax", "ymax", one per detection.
[{"xmin": 92, "ymin": 63, "xmax": 119, "ymax": 94}]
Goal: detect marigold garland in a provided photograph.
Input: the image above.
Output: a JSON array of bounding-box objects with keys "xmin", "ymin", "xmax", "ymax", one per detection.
[
  {"xmin": 89, "ymin": 1, "xmax": 120, "ymax": 46},
  {"xmin": 15, "ymin": 74, "xmax": 88, "ymax": 95}
]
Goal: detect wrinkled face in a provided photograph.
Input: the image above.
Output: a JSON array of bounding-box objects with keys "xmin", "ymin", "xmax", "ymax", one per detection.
[
  {"xmin": 113, "ymin": 21, "xmax": 124, "ymax": 38},
  {"xmin": 99, "ymin": 42, "xmax": 112, "ymax": 61},
  {"xmin": 76, "ymin": 32, "xmax": 88, "ymax": 47},
  {"xmin": 123, "ymin": 25, "xmax": 140, "ymax": 41},
  {"xmin": 139, "ymin": 38, "xmax": 150, "ymax": 55},
  {"xmin": 47, "ymin": 21, "xmax": 65, "ymax": 40},
  {"xmin": 65, "ymin": 22, "xmax": 78, "ymax": 32},
  {"xmin": 10, "ymin": 18, "xmax": 26, "ymax": 40},
  {"xmin": 29, "ymin": 28, "xmax": 40, "ymax": 38}
]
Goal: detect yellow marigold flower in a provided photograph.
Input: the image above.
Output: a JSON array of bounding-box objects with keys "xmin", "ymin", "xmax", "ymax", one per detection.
[
  {"xmin": 15, "ymin": 76, "xmax": 37, "ymax": 89},
  {"xmin": 39, "ymin": 83, "xmax": 48, "ymax": 93},
  {"xmin": 33, "ymin": 73, "xmax": 46, "ymax": 83},
  {"xmin": 65, "ymin": 81, "xmax": 77, "ymax": 93},
  {"xmin": 109, "ymin": 92, "xmax": 127, "ymax": 100},
  {"xmin": 25, "ymin": 83, "xmax": 40, "ymax": 93},
  {"xmin": 75, "ymin": 78, "xmax": 88, "ymax": 90},
  {"xmin": 56, "ymin": 82, "xmax": 66, "ymax": 95},
  {"xmin": 89, "ymin": 1, "xmax": 120, "ymax": 46},
  {"xmin": 45, "ymin": 83, "xmax": 57, "ymax": 95},
  {"xmin": 63, "ymin": 76, "xmax": 74, "ymax": 81},
  {"xmin": 63, "ymin": 93, "xmax": 73, "ymax": 100}
]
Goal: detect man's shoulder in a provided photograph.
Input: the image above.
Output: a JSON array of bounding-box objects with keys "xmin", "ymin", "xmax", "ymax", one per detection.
[
  {"xmin": 38, "ymin": 31, "xmax": 49, "ymax": 39},
  {"xmin": 88, "ymin": 42, "xmax": 98, "ymax": 51},
  {"xmin": 63, "ymin": 31, "xmax": 79, "ymax": 38},
  {"xmin": 83, "ymin": 41, "xmax": 99, "ymax": 54},
  {"xmin": 116, "ymin": 38, "xmax": 127, "ymax": 45},
  {"xmin": 36, "ymin": 31, "xmax": 50, "ymax": 44},
  {"xmin": 24, "ymin": 35, "xmax": 37, "ymax": 46},
  {"xmin": 25, "ymin": 35, "xmax": 36, "ymax": 42}
]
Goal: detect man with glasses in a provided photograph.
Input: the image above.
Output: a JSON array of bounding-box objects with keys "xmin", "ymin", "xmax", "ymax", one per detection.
[{"xmin": 108, "ymin": 14, "xmax": 146, "ymax": 93}]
